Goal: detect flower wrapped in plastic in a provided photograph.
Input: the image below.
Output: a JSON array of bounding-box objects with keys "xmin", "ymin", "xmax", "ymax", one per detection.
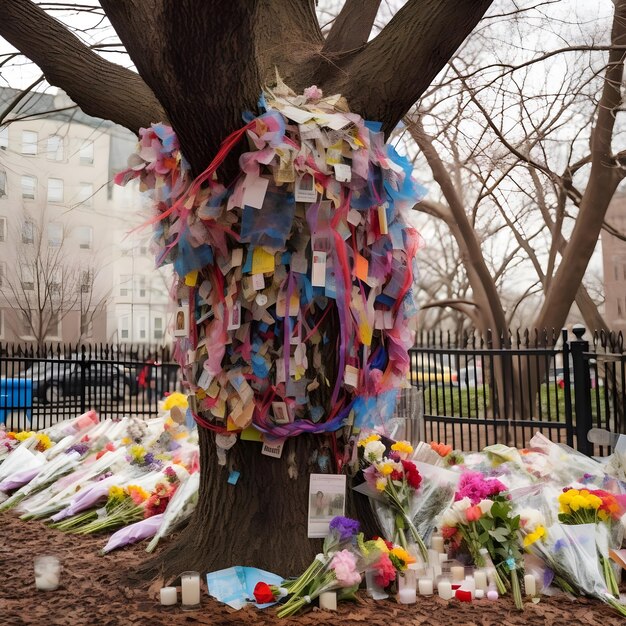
[
  {"xmin": 357, "ymin": 434, "xmax": 428, "ymax": 561},
  {"xmin": 441, "ymin": 471, "xmax": 523, "ymax": 609}
]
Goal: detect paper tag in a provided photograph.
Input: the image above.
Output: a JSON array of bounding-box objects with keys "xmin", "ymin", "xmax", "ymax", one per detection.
[
  {"xmin": 173, "ymin": 307, "xmax": 188, "ymax": 337},
  {"xmin": 291, "ymin": 252, "xmax": 308, "ymax": 274},
  {"xmin": 251, "ymin": 273, "xmax": 265, "ymax": 291},
  {"xmin": 231, "ymin": 248, "xmax": 243, "ymax": 267},
  {"xmin": 242, "ymin": 175, "xmax": 269, "ymax": 209},
  {"xmin": 251, "ymin": 248, "xmax": 275, "ymax": 274},
  {"xmin": 377, "ymin": 204, "xmax": 388, "ymax": 234},
  {"xmin": 333, "ymin": 163, "xmax": 352, "ymax": 183},
  {"xmin": 216, "ymin": 433, "xmax": 238, "ymax": 450},
  {"xmin": 197, "ymin": 368, "xmax": 213, "ymax": 390},
  {"xmin": 344, "ymin": 365, "xmax": 359, "ymax": 388},
  {"xmin": 295, "ymin": 173, "xmax": 318, "ymax": 203},
  {"xmin": 311, "ymin": 251, "xmax": 327, "ymax": 287},
  {"xmin": 262, "ymin": 439, "xmax": 285, "ymax": 458},
  {"xmin": 347, "ymin": 209, "xmax": 362, "ymax": 226},
  {"xmin": 227, "ymin": 301, "xmax": 241, "ymax": 330}
]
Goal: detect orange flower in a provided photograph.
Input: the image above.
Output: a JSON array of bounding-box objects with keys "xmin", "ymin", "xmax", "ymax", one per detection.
[
  {"xmin": 430, "ymin": 441, "xmax": 452, "ymax": 457},
  {"xmin": 465, "ymin": 505, "xmax": 483, "ymax": 522}
]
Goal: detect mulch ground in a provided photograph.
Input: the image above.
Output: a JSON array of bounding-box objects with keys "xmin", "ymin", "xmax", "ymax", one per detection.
[{"xmin": 1, "ymin": 512, "xmax": 624, "ymax": 626}]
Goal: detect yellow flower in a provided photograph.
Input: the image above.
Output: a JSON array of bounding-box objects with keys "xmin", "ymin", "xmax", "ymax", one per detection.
[
  {"xmin": 390, "ymin": 546, "xmax": 416, "ymax": 568},
  {"xmin": 374, "ymin": 538, "xmax": 389, "ymax": 553},
  {"xmin": 163, "ymin": 392, "xmax": 188, "ymax": 411},
  {"xmin": 108, "ymin": 485, "xmax": 124, "ymax": 499},
  {"xmin": 35, "ymin": 433, "xmax": 52, "ymax": 451},
  {"xmin": 14, "ymin": 431, "xmax": 35, "ymax": 441},
  {"xmin": 391, "ymin": 440, "xmax": 413, "ymax": 456},
  {"xmin": 130, "ymin": 444, "xmax": 145, "ymax": 460},
  {"xmin": 375, "ymin": 478, "xmax": 387, "ymax": 492},
  {"xmin": 378, "ymin": 462, "xmax": 394, "ymax": 476},
  {"xmin": 358, "ymin": 433, "xmax": 381, "ymax": 447},
  {"xmin": 598, "ymin": 509, "xmax": 609, "ymax": 522},
  {"xmin": 121, "ymin": 437, "xmax": 131, "ymax": 445},
  {"xmin": 127, "ymin": 485, "xmax": 149, "ymax": 503},
  {"xmin": 569, "ymin": 494, "xmax": 588, "ymax": 512},
  {"xmin": 523, "ymin": 525, "xmax": 546, "ymax": 547}
]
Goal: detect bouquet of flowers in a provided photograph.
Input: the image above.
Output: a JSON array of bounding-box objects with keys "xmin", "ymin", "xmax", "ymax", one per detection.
[
  {"xmin": 358, "ymin": 434, "xmax": 429, "ymax": 561},
  {"xmin": 441, "ymin": 471, "xmax": 523, "ymax": 609},
  {"xmin": 368, "ymin": 537, "xmax": 416, "ymax": 593},
  {"xmin": 558, "ymin": 487, "xmax": 624, "ymax": 598}
]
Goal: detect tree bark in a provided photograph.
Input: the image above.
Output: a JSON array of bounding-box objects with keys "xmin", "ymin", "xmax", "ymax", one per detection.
[{"xmin": 0, "ymin": 0, "xmax": 165, "ymax": 132}]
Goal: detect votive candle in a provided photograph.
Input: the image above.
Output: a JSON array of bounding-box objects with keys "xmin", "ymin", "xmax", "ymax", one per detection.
[
  {"xmin": 418, "ymin": 578, "xmax": 434, "ymax": 595},
  {"xmin": 180, "ymin": 571, "xmax": 201, "ymax": 609},
  {"xmin": 319, "ymin": 591, "xmax": 337, "ymax": 611},
  {"xmin": 474, "ymin": 571, "xmax": 488, "ymax": 592},
  {"xmin": 524, "ymin": 574, "xmax": 537, "ymax": 597},
  {"xmin": 397, "ymin": 587, "xmax": 417, "ymax": 604},
  {"xmin": 160, "ymin": 587, "xmax": 177, "ymax": 606},
  {"xmin": 437, "ymin": 580, "xmax": 453, "ymax": 600},
  {"xmin": 451, "ymin": 565, "xmax": 465, "ymax": 582},
  {"xmin": 431, "ymin": 535, "xmax": 445, "ymax": 553}
]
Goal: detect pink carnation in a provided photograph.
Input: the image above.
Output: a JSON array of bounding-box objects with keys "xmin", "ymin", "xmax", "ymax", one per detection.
[
  {"xmin": 330, "ymin": 550, "xmax": 362, "ymax": 587},
  {"xmin": 455, "ymin": 471, "xmax": 507, "ymax": 505},
  {"xmin": 303, "ymin": 85, "xmax": 323, "ymax": 101}
]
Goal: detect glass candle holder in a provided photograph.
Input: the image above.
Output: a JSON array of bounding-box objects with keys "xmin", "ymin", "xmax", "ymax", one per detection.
[
  {"xmin": 34, "ymin": 555, "xmax": 61, "ymax": 591},
  {"xmin": 180, "ymin": 571, "xmax": 201, "ymax": 610}
]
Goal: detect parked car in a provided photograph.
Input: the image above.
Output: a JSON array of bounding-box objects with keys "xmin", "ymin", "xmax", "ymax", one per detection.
[
  {"xmin": 458, "ymin": 365, "xmax": 484, "ymax": 388},
  {"xmin": 410, "ymin": 360, "xmax": 458, "ymax": 386},
  {"xmin": 26, "ymin": 359, "xmax": 138, "ymax": 403}
]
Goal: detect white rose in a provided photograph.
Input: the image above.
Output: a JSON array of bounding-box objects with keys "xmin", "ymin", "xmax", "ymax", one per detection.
[
  {"xmin": 454, "ymin": 497, "xmax": 472, "ymax": 512},
  {"xmin": 441, "ymin": 509, "xmax": 459, "ymax": 527},
  {"xmin": 478, "ymin": 499, "xmax": 494, "ymax": 516},
  {"xmin": 364, "ymin": 440, "xmax": 386, "ymax": 463}
]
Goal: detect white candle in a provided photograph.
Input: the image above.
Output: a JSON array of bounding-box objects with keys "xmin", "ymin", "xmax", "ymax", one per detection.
[
  {"xmin": 365, "ymin": 569, "xmax": 388, "ymax": 600},
  {"xmin": 397, "ymin": 587, "xmax": 417, "ymax": 604},
  {"xmin": 34, "ymin": 556, "xmax": 60, "ymax": 591},
  {"xmin": 451, "ymin": 565, "xmax": 465, "ymax": 582},
  {"xmin": 475, "ymin": 589, "xmax": 485, "ymax": 599},
  {"xmin": 418, "ymin": 578, "xmax": 434, "ymax": 595},
  {"xmin": 439, "ymin": 553, "xmax": 448, "ymax": 565},
  {"xmin": 319, "ymin": 591, "xmax": 337, "ymax": 611},
  {"xmin": 462, "ymin": 576, "xmax": 476, "ymax": 599},
  {"xmin": 524, "ymin": 574, "xmax": 536, "ymax": 597},
  {"xmin": 180, "ymin": 571, "xmax": 201, "ymax": 608},
  {"xmin": 398, "ymin": 568, "xmax": 417, "ymax": 591},
  {"xmin": 160, "ymin": 586, "xmax": 177, "ymax": 606},
  {"xmin": 437, "ymin": 580, "xmax": 453, "ymax": 600},
  {"xmin": 428, "ymin": 550, "xmax": 442, "ymax": 576},
  {"xmin": 474, "ymin": 571, "xmax": 487, "ymax": 592},
  {"xmin": 431, "ymin": 536, "xmax": 445, "ymax": 553}
]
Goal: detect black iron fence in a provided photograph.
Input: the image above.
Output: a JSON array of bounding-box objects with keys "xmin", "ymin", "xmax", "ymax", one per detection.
[
  {"xmin": 410, "ymin": 325, "xmax": 625, "ymax": 455},
  {"xmin": 2, "ymin": 327, "xmax": 624, "ymax": 455},
  {"xmin": 0, "ymin": 343, "xmax": 180, "ymax": 431}
]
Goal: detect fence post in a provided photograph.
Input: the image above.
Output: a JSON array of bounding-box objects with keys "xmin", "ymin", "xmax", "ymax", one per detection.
[
  {"xmin": 570, "ymin": 325, "xmax": 593, "ymax": 455},
  {"xmin": 79, "ymin": 345, "xmax": 87, "ymax": 415},
  {"xmin": 561, "ymin": 329, "xmax": 574, "ymax": 448}
]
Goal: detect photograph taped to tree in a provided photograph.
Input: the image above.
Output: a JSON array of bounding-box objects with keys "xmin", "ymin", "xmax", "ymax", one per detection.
[{"xmin": 307, "ymin": 473, "xmax": 346, "ymax": 537}]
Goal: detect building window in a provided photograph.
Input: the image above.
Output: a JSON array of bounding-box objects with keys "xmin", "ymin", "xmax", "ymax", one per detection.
[
  {"xmin": 21, "ymin": 175, "xmax": 36, "ymax": 200},
  {"xmin": 80, "ymin": 270, "xmax": 92, "ymax": 293},
  {"xmin": 0, "ymin": 126, "xmax": 8, "ymax": 150},
  {"xmin": 48, "ymin": 222, "xmax": 63, "ymax": 247},
  {"xmin": 119, "ymin": 275, "xmax": 131, "ymax": 297},
  {"xmin": 120, "ymin": 316, "xmax": 130, "ymax": 340},
  {"xmin": 0, "ymin": 170, "xmax": 6, "ymax": 197},
  {"xmin": 137, "ymin": 276, "xmax": 147, "ymax": 298},
  {"xmin": 78, "ymin": 182, "xmax": 93, "ymax": 207},
  {"xmin": 0, "ymin": 261, "xmax": 5, "ymax": 287},
  {"xmin": 22, "ymin": 220, "xmax": 34, "ymax": 244},
  {"xmin": 0, "ymin": 310, "xmax": 4, "ymax": 339},
  {"xmin": 46, "ymin": 135, "xmax": 64, "ymax": 161},
  {"xmin": 21, "ymin": 265, "xmax": 34, "ymax": 290},
  {"xmin": 77, "ymin": 225, "xmax": 93, "ymax": 250},
  {"xmin": 138, "ymin": 316, "xmax": 147, "ymax": 340},
  {"xmin": 0, "ymin": 217, "xmax": 6, "ymax": 242},
  {"xmin": 618, "ymin": 298, "xmax": 624, "ymax": 318},
  {"xmin": 154, "ymin": 317, "xmax": 163, "ymax": 340},
  {"xmin": 50, "ymin": 268, "xmax": 62, "ymax": 295},
  {"xmin": 47, "ymin": 178, "xmax": 64, "ymax": 203},
  {"xmin": 79, "ymin": 140, "xmax": 94, "ymax": 165},
  {"xmin": 21, "ymin": 131, "xmax": 38, "ymax": 155}
]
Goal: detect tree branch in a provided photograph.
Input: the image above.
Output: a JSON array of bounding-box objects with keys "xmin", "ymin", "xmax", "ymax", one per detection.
[
  {"xmin": 0, "ymin": 0, "xmax": 166, "ymax": 133},
  {"xmin": 324, "ymin": 0, "xmax": 494, "ymax": 134},
  {"xmin": 322, "ymin": 0, "xmax": 382, "ymax": 55}
]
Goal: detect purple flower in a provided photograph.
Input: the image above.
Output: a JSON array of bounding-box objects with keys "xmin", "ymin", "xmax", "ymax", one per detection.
[
  {"xmin": 66, "ymin": 443, "xmax": 90, "ymax": 456},
  {"xmin": 329, "ymin": 516, "xmax": 360, "ymax": 541}
]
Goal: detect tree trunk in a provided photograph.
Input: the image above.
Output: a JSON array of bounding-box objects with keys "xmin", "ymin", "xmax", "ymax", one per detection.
[{"xmin": 0, "ymin": 0, "xmax": 495, "ymax": 579}]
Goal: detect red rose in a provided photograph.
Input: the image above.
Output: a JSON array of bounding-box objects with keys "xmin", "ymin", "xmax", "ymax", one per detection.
[
  {"xmin": 391, "ymin": 469, "xmax": 403, "ymax": 481},
  {"xmin": 401, "ymin": 460, "xmax": 422, "ymax": 489},
  {"xmin": 253, "ymin": 582, "xmax": 275, "ymax": 604}
]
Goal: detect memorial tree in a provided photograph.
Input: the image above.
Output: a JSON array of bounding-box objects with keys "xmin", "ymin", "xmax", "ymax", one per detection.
[{"xmin": 0, "ymin": 0, "xmax": 496, "ymax": 576}]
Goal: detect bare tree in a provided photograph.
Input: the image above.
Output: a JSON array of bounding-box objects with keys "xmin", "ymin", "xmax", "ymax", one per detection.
[
  {"xmin": 0, "ymin": 0, "xmax": 499, "ymax": 577},
  {"xmin": 1, "ymin": 215, "xmax": 108, "ymax": 347}
]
